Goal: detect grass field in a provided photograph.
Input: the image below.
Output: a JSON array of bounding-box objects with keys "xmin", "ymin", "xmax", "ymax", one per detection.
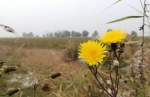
[
  {"xmin": 0, "ymin": 38, "xmax": 97, "ymax": 97},
  {"xmin": 0, "ymin": 37, "xmax": 150, "ymax": 97}
]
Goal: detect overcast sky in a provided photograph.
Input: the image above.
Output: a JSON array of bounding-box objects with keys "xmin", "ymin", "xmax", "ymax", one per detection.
[{"xmin": 0, "ymin": 0, "xmax": 149, "ymax": 37}]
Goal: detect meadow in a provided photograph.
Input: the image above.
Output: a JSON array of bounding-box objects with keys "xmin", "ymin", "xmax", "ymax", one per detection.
[
  {"xmin": 0, "ymin": 37, "xmax": 150, "ymax": 97},
  {"xmin": 0, "ymin": 37, "xmax": 99, "ymax": 97},
  {"xmin": 0, "ymin": 0, "xmax": 149, "ymax": 96}
]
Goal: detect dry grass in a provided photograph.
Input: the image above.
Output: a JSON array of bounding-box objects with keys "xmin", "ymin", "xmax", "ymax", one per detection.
[
  {"xmin": 0, "ymin": 38, "xmax": 94, "ymax": 97},
  {"xmin": 0, "ymin": 37, "xmax": 150, "ymax": 97},
  {"xmin": 0, "ymin": 38, "xmax": 90, "ymax": 49}
]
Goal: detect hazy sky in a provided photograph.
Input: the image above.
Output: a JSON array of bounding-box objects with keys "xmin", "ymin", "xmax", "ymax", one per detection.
[{"xmin": 0, "ymin": 0, "xmax": 149, "ymax": 37}]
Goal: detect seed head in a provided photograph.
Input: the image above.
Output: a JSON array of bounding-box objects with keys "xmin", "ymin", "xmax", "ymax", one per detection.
[
  {"xmin": 7, "ymin": 88, "xmax": 20, "ymax": 96},
  {"xmin": 41, "ymin": 83, "xmax": 50, "ymax": 92},
  {"xmin": 51, "ymin": 72, "xmax": 61, "ymax": 79},
  {"xmin": 4, "ymin": 26, "xmax": 15, "ymax": 33},
  {"xmin": 113, "ymin": 58, "xmax": 119, "ymax": 66},
  {"xmin": 4, "ymin": 66, "xmax": 18, "ymax": 74}
]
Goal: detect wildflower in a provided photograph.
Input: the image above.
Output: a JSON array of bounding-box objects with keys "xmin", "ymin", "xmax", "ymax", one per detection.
[
  {"xmin": 99, "ymin": 29, "xmax": 127, "ymax": 44},
  {"xmin": 78, "ymin": 40, "xmax": 107, "ymax": 66}
]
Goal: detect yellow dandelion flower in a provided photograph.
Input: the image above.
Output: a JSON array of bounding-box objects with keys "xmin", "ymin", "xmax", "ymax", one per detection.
[
  {"xmin": 78, "ymin": 40, "xmax": 107, "ymax": 66},
  {"xmin": 99, "ymin": 29, "xmax": 127, "ymax": 43}
]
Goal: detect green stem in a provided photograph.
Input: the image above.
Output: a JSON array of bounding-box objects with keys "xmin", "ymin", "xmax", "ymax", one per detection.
[{"xmin": 0, "ymin": 93, "xmax": 7, "ymax": 96}]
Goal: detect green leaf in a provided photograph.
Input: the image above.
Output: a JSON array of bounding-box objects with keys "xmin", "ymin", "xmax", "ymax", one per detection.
[
  {"xmin": 137, "ymin": 91, "xmax": 145, "ymax": 97},
  {"xmin": 125, "ymin": 41, "xmax": 142, "ymax": 45},
  {"xmin": 118, "ymin": 62, "xmax": 129, "ymax": 69},
  {"xmin": 126, "ymin": 83, "xmax": 138, "ymax": 89},
  {"xmin": 106, "ymin": 16, "xmax": 143, "ymax": 24}
]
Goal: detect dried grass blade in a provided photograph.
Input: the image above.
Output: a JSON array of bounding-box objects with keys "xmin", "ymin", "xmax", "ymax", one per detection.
[
  {"xmin": 126, "ymin": 4, "xmax": 150, "ymax": 18},
  {"xmin": 99, "ymin": 0, "xmax": 121, "ymax": 15}
]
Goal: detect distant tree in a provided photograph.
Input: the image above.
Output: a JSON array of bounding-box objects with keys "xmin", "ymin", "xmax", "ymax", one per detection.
[
  {"xmin": 92, "ymin": 31, "xmax": 99, "ymax": 37},
  {"xmin": 71, "ymin": 31, "xmax": 75, "ymax": 37},
  {"xmin": 22, "ymin": 32, "xmax": 34, "ymax": 38},
  {"xmin": 60, "ymin": 31, "xmax": 65, "ymax": 37},
  {"xmin": 82, "ymin": 30, "xmax": 89, "ymax": 37},
  {"xmin": 54, "ymin": 32, "xmax": 59, "ymax": 37},
  {"xmin": 43, "ymin": 34, "xmax": 45, "ymax": 37},
  {"xmin": 63, "ymin": 30, "xmax": 70, "ymax": 37},
  {"xmin": 36, "ymin": 35, "xmax": 39, "ymax": 37},
  {"xmin": 46, "ymin": 33, "xmax": 49, "ymax": 37},
  {"xmin": 43, "ymin": 32, "xmax": 54, "ymax": 38},
  {"xmin": 28, "ymin": 32, "xmax": 34, "ymax": 37},
  {"xmin": 54, "ymin": 31, "xmax": 64, "ymax": 37},
  {"xmin": 76, "ymin": 32, "xmax": 81, "ymax": 37},
  {"xmin": 71, "ymin": 31, "xmax": 81, "ymax": 37},
  {"xmin": 49, "ymin": 33, "xmax": 53, "ymax": 37},
  {"xmin": 22, "ymin": 32, "xmax": 27, "ymax": 37},
  {"xmin": 131, "ymin": 31, "xmax": 137, "ymax": 37}
]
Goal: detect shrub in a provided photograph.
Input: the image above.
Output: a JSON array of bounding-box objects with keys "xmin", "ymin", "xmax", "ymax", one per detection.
[{"xmin": 63, "ymin": 42, "xmax": 79, "ymax": 62}]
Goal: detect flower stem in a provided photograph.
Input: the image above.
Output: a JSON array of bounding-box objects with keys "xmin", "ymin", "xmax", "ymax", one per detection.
[{"xmin": 90, "ymin": 67, "xmax": 113, "ymax": 97}]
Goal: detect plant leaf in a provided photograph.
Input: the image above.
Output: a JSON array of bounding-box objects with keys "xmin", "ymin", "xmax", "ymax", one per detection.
[
  {"xmin": 100, "ymin": 0, "xmax": 121, "ymax": 15},
  {"xmin": 106, "ymin": 16, "xmax": 143, "ymax": 24},
  {"xmin": 125, "ymin": 41, "xmax": 142, "ymax": 45},
  {"xmin": 118, "ymin": 61, "xmax": 129, "ymax": 69},
  {"xmin": 126, "ymin": 83, "xmax": 138, "ymax": 89},
  {"xmin": 126, "ymin": 4, "xmax": 150, "ymax": 18}
]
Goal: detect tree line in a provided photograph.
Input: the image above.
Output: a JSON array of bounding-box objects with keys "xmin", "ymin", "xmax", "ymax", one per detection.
[
  {"xmin": 43, "ymin": 30, "xmax": 92, "ymax": 38},
  {"xmin": 22, "ymin": 30, "xmax": 99, "ymax": 38},
  {"xmin": 22, "ymin": 30, "xmax": 137, "ymax": 38}
]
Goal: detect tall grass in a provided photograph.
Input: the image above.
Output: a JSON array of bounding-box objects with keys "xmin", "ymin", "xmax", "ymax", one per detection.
[{"xmin": 0, "ymin": 38, "xmax": 90, "ymax": 49}]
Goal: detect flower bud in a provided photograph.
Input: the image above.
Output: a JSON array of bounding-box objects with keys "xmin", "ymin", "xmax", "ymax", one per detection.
[
  {"xmin": 123, "ymin": 78, "xmax": 128, "ymax": 83},
  {"xmin": 107, "ymin": 88, "xmax": 112, "ymax": 95},
  {"xmin": 51, "ymin": 72, "xmax": 61, "ymax": 79},
  {"xmin": 111, "ymin": 43, "xmax": 118, "ymax": 51},
  {"xmin": 4, "ymin": 66, "xmax": 18, "ymax": 74},
  {"xmin": 106, "ymin": 80, "xmax": 111, "ymax": 85},
  {"xmin": 7, "ymin": 88, "xmax": 20, "ymax": 96},
  {"xmin": 113, "ymin": 59, "xmax": 119, "ymax": 66}
]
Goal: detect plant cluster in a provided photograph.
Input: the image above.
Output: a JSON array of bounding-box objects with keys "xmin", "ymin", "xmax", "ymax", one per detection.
[
  {"xmin": 78, "ymin": 0, "xmax": 150, "ymax": 97},
  {"xmin": 78, "ymin": 29, "xmax": 127, "ymax": 97}
]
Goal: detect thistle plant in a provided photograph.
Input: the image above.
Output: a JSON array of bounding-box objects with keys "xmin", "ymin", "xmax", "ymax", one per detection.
[
  {"xmin": 0, "ymin": 59, "xmax": 19, "ymax": 96},
  {"xmin": 78, "ymin": 29, "xmax": 127, "ymax": 97},
  {"xmin": 0, "ymin": 88, "xmax": 20, "ymax": 96},
  {"xmin": 33, "ymin": 72, "xmax": 61, "ymax": 97},
  {"xmin": 128, "ymin": 0, "xmax": 150, "ymax": 96},
  {"xmin": 0, "ymin": 24, "xmax": 20, "ymax": 96}
]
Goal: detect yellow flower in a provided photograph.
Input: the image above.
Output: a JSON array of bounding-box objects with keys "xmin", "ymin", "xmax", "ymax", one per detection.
[
  {"xmin": 78, "ymin": 40, "xmax": 107, "ymax": 66},
  {"xmin": 99, "ymin": 29, "xmax": 127, "ymax": 43}
]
